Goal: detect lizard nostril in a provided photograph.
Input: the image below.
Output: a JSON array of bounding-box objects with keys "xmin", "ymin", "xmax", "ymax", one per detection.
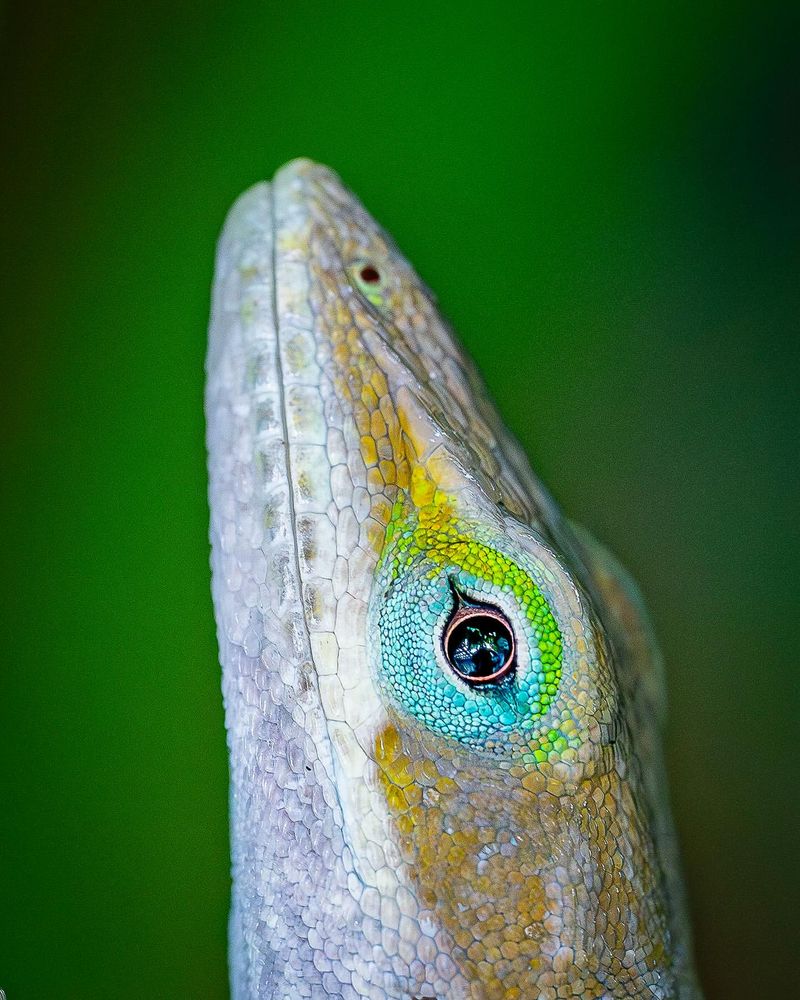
[{"xmin": 359, "ymin": 264, "xmax": 381, "ymax": 284}]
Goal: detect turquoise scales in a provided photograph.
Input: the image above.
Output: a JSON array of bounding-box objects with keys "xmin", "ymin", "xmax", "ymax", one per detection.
[
  {"xmin": 206, "ymin": 159, "xmax": 702, "ymax": 999},
  {"xmin": 373, "ymin": 501, "xmax": 565, "ymax": 751}
]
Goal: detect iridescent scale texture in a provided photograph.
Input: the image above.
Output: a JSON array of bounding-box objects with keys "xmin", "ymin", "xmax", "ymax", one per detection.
[
  {"xmin": 206, "ymin": 160, "xmax": 702, "ymax": 999},
  {"xmin": 374, "ymin": 499, "xmax": 566, "ymax": 751}
]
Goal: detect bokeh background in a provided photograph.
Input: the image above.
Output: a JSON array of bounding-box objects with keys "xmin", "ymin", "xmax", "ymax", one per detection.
[{"xmin": 1, "ymin": 3, "xmax": 797, "ymax": 998}]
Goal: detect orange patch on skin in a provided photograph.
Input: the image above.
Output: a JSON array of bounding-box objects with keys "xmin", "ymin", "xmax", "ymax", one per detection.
[{"xmin": 374, "ymin": 723, "xmax": 670, "ymax": 999}]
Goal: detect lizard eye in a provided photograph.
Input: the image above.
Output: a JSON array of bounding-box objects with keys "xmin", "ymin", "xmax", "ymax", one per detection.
[
  {"xmin": 443, "ymin": 601, "xmax": 515, "ymax": 685},
  {"xmin": 370, "ymin": 503, "xmax": 571, "ymax": 754}
]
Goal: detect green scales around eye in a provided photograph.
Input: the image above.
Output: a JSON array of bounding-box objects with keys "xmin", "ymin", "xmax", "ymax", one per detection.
[{"xmin": 372, "ymin": 496, "xmax": 565, "ymax": 754}]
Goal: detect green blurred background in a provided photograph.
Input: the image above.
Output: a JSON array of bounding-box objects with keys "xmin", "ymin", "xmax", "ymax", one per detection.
[{"xmin": 1, "ymin": 2, "xmax": 797, "ymax": 997}]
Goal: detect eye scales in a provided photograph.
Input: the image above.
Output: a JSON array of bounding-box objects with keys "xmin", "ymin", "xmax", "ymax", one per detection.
[
  {"xmin": 374, "ymin": 491, "xmax": 567, "ymax": 755},
  {"xmin": 206, "ymin": 159, "xmax": 702, "ymax": 999}
]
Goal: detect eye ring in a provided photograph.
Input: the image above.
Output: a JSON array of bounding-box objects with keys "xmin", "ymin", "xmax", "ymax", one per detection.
[{"xmin": 443, "ymin": 604, "xmax": 516, "ymax": 686}]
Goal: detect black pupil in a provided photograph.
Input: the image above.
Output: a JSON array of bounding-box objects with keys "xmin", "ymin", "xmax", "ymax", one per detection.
[{"xmin": 446, "ymin": 615, "xmax": 512, "ymax": 681}]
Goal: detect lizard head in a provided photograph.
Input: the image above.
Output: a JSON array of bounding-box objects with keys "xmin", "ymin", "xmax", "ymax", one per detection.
[{"xmin": 207, "ymin": 159, "xmax": 698, "ymax": 999}]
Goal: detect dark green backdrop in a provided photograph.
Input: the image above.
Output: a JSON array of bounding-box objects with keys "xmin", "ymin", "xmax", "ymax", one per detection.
[{"xmin": 2, "ymin": 3, "xmax": 797, "ymax": 998}]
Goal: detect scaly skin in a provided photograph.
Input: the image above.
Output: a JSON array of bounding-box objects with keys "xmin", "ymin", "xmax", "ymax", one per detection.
[{"xmin": 206, "ymin": 160, "xmax": 702, "ymax": 999}]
